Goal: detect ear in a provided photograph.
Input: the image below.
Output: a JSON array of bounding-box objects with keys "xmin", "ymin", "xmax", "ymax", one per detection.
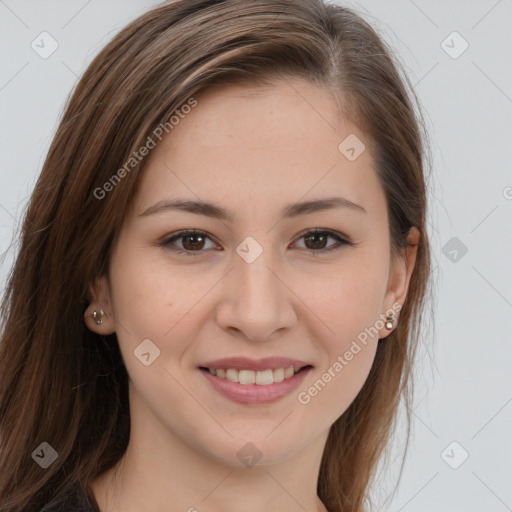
[
  {"xmin": 379, "ymin": 226, "xmax": 420, "ymax": 339},
  {"xmin": 84, "ymin": 275, "xmax": 116, "ymax": 334}
]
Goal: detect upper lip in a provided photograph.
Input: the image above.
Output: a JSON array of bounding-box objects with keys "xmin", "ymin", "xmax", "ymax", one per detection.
[{"xmin": 199, "ymin": 357, "xmax": 312, "ymax": 371}]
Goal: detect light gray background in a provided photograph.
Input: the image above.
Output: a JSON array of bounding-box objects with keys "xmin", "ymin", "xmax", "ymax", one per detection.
[{"xmin": 1, "ymin": 1, "xmax": 511, "ymax": 511}]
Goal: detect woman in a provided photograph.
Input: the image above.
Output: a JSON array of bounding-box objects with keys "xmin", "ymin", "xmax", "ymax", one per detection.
[{"xmin": 0, "ymin": 0, "xmax": 432, "ymax": 511}]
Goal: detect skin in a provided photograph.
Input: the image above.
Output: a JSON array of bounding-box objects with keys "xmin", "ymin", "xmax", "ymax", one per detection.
[{"xmin": 85, "ymin": 78, "xmax": 419, "ymax": 512}]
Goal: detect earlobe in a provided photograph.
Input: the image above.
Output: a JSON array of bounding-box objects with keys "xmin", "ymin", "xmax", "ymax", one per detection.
[
  {"xmin": 379, "ymin": 226, "xmax": 420, "ymax": 338},
  {"xmin": 84, "ymin": 276, "xmax": 116, "ymax": 334}
]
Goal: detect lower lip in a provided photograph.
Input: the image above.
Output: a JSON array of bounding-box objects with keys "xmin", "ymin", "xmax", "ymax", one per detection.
[{"xmin": 199, "ymin": 367, "xmax": 312, "ymax": 405}]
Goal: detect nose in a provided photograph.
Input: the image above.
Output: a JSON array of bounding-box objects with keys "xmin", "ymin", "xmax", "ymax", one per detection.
[{"xmin": 215, "ymin": 251, "xmax": 297, "ymax": 341}]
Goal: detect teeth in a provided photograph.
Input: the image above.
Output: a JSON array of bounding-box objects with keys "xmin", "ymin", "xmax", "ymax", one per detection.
[{"xmin": 207, "ymin": 366, "xmax": 302, "ymax": 385}]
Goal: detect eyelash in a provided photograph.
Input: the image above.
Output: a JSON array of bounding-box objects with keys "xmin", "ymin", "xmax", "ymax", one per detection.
[{"xmin": 159, "ymin": 228, "xmax": 353, "ymax": 257}]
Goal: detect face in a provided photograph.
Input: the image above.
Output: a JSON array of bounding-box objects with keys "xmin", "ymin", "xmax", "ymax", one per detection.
[{"xmin": 86, "ymin": 79, "xmax": 418, "ymax": 467}]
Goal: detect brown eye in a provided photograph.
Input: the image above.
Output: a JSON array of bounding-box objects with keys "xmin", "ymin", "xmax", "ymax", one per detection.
[
  {"xmin": 181, "ymin": 233, "xmax": 206, "ymax": 251},
  {"xmin": 160, "ymin": 230, "xmax": 217, "ymax": 256},
  {"xmin": 294, "ymin": 229, "xmax": 351, "ymax": 254},
  {"xmin": 303, "ymin": 232, "xmax": 330, "ymax": 251}
]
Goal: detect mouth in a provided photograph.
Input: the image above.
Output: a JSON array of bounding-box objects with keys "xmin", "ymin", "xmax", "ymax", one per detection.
[
  {"xmin": 198, "ymin": 364, "xmax": 313, "ymax": 405},
  {"xmin": 198, "ymin": 365, "xmax": 312, "ymax": 385}
]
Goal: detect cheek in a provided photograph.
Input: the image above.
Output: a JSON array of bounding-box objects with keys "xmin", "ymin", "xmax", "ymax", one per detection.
[
  {"xmin": 298, "ymin": 278, "xmax": 382, "ymax": 426},
  {"xmin": 310, "ymin": 253, "xmax": 388, "ymax": 340},
  {"xmin": 295, "ymin": 253, "xmax": 387, "ymax": 421},
  {"xmin": 108, "ymin": 246, "xmax": 194, "ymax": 341},
  {"xmin": 107, "ymin": 245, "xmax": 228, "ymax": 388},
  {"xmin": 107, "ymin": 249, "xmax": 199, "ymax": 419}
]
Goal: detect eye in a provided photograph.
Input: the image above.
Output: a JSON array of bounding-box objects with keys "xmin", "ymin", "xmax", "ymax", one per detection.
[
  {"xmin": 293, "ymin": 229, "xmax": 352, "ymax": 255},
  {"xmin": 159, "ymin": 230, "xmax": 217, "ymax": 256},
  {"xmin": 159, "ymin": 228, "xmax": 353, "ymax": 257}
]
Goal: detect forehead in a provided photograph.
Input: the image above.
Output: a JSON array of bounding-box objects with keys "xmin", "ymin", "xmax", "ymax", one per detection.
[
  {"xmin": 133, "ymin": 79, "xmax": 385, "ymax": 221},
  {"xmin": 171, "ymin": 79, "xmax": 346, "ymax": 150}
]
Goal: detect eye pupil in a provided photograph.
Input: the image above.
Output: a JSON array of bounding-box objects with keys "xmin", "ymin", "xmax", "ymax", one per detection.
[
  {"xmin": 183, "ymin": 234, "xmax": 205, "ymax": 250},
  {"xmin": 305, "ymin": 233, "xmax": 327, "ymax": 250}
]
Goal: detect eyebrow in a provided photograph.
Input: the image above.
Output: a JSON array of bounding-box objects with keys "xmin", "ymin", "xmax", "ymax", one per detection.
[{"xmin": 139, "ymin": 196, "xmax": 367, "ymax": 220}]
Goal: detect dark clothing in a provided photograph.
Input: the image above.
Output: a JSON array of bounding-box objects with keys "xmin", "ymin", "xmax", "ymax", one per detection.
[{"xmin": 40, "ymin": 487, "xmax": 100, "ymax": 512}]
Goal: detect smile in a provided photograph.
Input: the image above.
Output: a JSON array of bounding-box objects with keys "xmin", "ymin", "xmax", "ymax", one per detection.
[
  {"xmin": 199, "ymin": 366, "xmax": 312, "ymax": 405},
  {"xmin": 203, "ymin": 366, "xmax": 304, "ymax": 385}
]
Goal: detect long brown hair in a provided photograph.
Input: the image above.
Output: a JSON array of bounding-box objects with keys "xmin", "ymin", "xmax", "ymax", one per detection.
[{"xmin": 0, "ymin": 1, "xmax": 432, "ymax": 510}]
